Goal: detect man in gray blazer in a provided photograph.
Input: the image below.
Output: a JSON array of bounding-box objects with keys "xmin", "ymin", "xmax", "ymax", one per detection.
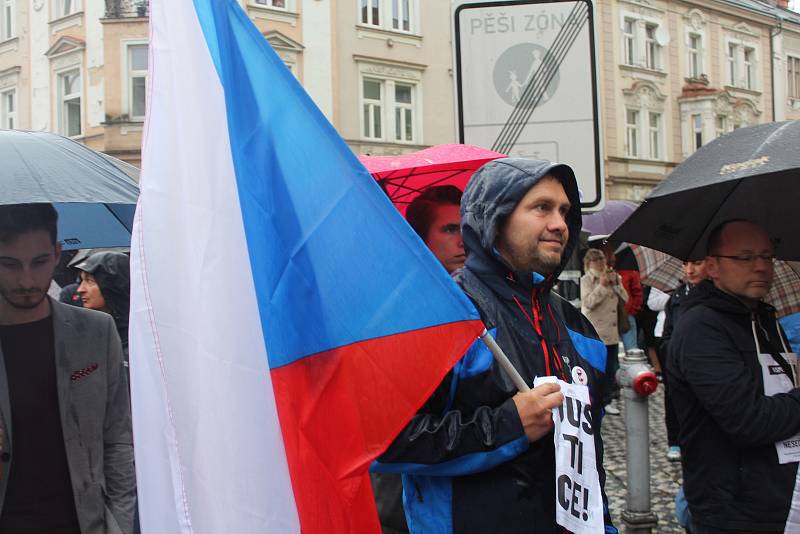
[{"xmin": 0, "ymin": 203, "xmax": 135, "ymax": 533}]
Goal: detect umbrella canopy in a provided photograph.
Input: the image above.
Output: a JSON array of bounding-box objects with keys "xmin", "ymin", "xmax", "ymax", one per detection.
[
  {"xmin": 581, "ymin": 200, "xmax": 638, "ymax": 236},
  {"xmin": 610, "ymin": 121, "xmax": 800, "ymax": 260},
  {"xmin": 359, "ymin": 144, "xmax": 505, "ymax": 214},
  {"xmin": 0, "ymin": 130, "xmax": 139, "ymax": 250},
  {"xmin": 631, "ymin": 244, "xmax": 800, "ymax": 318}
]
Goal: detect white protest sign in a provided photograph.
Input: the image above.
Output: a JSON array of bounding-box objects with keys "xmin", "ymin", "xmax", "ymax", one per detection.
[
  {"xmin": 758, "ymin": 352, "xmax": 800, "ymax": 464},
  {"xmin": 535, "ymin": 376, "xmax": 604, "ymax": 533}
]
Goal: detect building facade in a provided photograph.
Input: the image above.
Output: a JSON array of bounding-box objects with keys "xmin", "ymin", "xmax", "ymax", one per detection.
[
  {"xmin": 598, "ymin": 0, "xmax": 800, "ymax": 201},
  {"xmin": 0, "ymin": 0, "xmax": 457, "ymax": 166},
  {"xmin": 0, "ymin": 0, "xmax": 798, "ymax": 199}
]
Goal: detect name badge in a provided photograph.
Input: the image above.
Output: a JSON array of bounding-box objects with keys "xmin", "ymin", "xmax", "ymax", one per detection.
[{"xmin": 758, "ymin": 352, "xmax": 800, "ymax": 464}]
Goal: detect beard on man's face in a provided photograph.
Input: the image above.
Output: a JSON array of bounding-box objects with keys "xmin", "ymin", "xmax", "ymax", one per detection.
[
  {"xmin": 503, "ymin": 240, "xmax": 564, "ymax": 274},
  {"xmin": 0, "ymin": 286, "xmax": 48, "ymax": 310}
]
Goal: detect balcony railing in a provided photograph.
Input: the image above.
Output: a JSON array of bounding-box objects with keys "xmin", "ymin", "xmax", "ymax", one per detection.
[{"xmin": 105, "ymin": 0, "xmax": 149, "ymax": 18}]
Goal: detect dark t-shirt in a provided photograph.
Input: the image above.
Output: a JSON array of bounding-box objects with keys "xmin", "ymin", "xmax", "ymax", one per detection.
[{"xmin": 0, "ymin": 315, "xmax": 81, "ymax": 533}]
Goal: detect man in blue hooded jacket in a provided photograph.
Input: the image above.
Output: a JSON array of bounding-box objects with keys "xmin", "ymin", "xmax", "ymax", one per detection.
[{"xmin": 373, "ymin": 159, "xmax": 616, "ymax": 533}]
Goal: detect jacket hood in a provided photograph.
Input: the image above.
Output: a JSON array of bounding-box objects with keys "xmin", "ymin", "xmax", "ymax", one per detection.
[
  {"xmin": 74, "ymin": 251, "xmax": 130, "ymax": 341},
  {"xmin": 460, "ymin": 158, "xmax": 582, "ymax": 286}
]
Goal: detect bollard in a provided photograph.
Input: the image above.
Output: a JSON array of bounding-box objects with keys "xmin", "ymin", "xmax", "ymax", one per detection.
[{"xmin": 617, "ymin": 348, "xmax": 659, "ymax": 533}]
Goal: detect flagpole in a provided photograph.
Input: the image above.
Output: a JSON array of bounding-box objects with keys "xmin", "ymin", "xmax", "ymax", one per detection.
[{"xmin": 479, "ymin": 329, "xmax": 531, "ymax": 393}]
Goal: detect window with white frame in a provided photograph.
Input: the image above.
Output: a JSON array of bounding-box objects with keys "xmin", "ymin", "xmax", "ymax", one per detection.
[
  {"xmin": 625, "ymin": 109, "xmax": 639, "ymax": 158},
  {"xmin": 726, "ymin": 42, "xmax": 758, "ymax": 89},
  {"xmin": 58, "ymin": 70, "xmax": 81, "ymax": 137},
  {"xmin": 692, "ymin": 114, "xmax": 703, "ymax": 151},
  {"xmin": 1, "ymin": 0, "xmax": 14, "ymax": 41},
  {"xmin": 648, "ymin": 112, "xmax": 661, "ymax": 160},
  {"xmin": 361, "ymin": 76, "xmax": 419, "ymax": 143},
  {"xmin": 645, "ymin": 24, "xmax": 660, "ymax": 70},
  {"xmin": 623, "ymin": 19, "xmax": 635, "ymax": 66},
  {"xmin": 360, "ymin": 0, "xmax": 380, "ymax": 27},
  {"xmin": 394, "ymin": 83, "xmax": 414, "ymax": 142},
  {"xmin": 789, "ymin": 56, "xmax": 800, "ymax": 99},
  {"xmin": 57, "ymin": 0, "xmax": 81, "ymax": 17},
  {"xmin": 253, "ymin": 0, "xmax": 286, "ymax": 8},
  {"xmin": 127, "ymin": 44, "xmax": 148, "ymax": 120},
  {"xmin": 715, "ymin": 115, "xmax": 729, "ymax": 139},
  {"xmin": 621, "ymin": 16, "xmax": 665, "ymax": 71},
  {"xmin": 362, "ymin": 78, "xmax": 383, "ymax": 140},
  {"xmin": 359, "ymin": 0, "xmax": 417, "ymax": 33},
  {"xmin": 1, "ymin": 88, "xmax": 15, "ymax": 129},
  {"xmin": 688, "ymin": 33, "xmax": 702, "ymax": 78},
  {"xmin": 744, "ymin": 47, "xmax": 755, "ymax": 90},
  {"xmin": 727, "ymin": 44, "xmax": 736, "ymax": 86},
  {"xmin": 391, "ymin": 0, "xmax": 412, "ymax": 32}
]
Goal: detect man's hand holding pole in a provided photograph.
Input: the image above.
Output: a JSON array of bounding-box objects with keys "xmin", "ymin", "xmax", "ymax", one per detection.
[{"xmin": 480, "ymin": 329, "xmax": 563, "ymax": 442}]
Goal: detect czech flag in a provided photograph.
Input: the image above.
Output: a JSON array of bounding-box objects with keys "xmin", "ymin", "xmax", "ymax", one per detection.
[{"xmin": 128, "ymin": 0, "xmax": 484, "ymax": 532}]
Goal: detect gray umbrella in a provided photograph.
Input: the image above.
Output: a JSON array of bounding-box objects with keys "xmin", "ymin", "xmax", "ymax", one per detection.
[
  {"xmin": 610, "ymin": 121, "xmax": 800, "ymax": 260},
  {"xmin": 0, "ymin": 129, "xmax": 139, "ymax": 250}
]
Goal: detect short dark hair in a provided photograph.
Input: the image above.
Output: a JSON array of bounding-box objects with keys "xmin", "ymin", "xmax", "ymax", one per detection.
[
  {"xmin": 405, "ymin": 185, "xmax": 463, "ymax": 241},
  {"xmin": 706, "ymin": 219, "xmax": 749, "ymax": 256},
  {"xmin": 0, "ymin": 203, "xmax": 59, "ymax": 245}
]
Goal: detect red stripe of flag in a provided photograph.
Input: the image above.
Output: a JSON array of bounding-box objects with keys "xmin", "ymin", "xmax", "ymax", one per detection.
[{"xmin": 271, "ymin": 320, "xmax": 484, "ymax": 533}]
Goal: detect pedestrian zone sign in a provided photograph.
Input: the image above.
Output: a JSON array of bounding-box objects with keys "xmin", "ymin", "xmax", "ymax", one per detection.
[{"xmin": 453, "ymin": 0, "xmax": 604, "ymax": 209}]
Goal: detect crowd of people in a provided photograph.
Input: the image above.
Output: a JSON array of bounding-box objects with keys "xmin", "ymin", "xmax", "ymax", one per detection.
[
  {"xmin": 0, "ymin": 155, "xmax": 799, "ymax": 533},
  {"xmin": 368, "ymin": 160, "xmax": 800, "ymax": 534}
]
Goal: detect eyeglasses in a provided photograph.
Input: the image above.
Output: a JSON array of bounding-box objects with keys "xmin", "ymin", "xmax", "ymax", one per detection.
[{"xmin": 711, "ymin": 254, "xmax": 775, "ymax": 264}]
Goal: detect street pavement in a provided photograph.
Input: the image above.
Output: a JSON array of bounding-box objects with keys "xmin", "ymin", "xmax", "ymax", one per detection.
[{"xmin": 601, "ymin": 384, "xmax": 686, "ymax": 533}]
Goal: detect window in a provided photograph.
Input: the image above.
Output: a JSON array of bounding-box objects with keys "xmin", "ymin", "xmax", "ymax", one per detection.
[
  {"xmin": 58, "ymin": 70, "xmax": 81, "ymax": 137},
  {"xmin": 394, "ymin": 83, "xmax": 414, "ymax": 142},
  {"xmin": 1, "ymin": 88, "xmax": 15, "ymax": 129},
  {"xmin": 360, "ymin": 0, "xmax": 380, "ymax": 26},
  {"xmin": 688, "ymin": 33, "xmax": 702, "ymax": 78},
  {"xmin": 648, "ymin": 112, "xmax": 661, "ymax": 160},
  {"xmin": 623, "ymin": 19, "xmax": 635, "ymax": 66},
  {"xmin": 392, "ymin": 0, "xmax": 411, "ymax": 32},
  {"xmin": 789, "ymin": 56, "xmax": 800, "ymax": 99},
  {"xmin": 692, "ymin": 114, "xmax": 702, "ymax": 151},
  {"xmin": 727, "ymin": 44, "xmax": 737, "ymax": 86},
  {"xmin": 716, "ymin": 116, "xmax": 729, "ymax": 139},
  {"xmin": 360, "ymin": 0, "xmax": 416, "ymax": 33},
  {"xmin": 1, "ymin": 0, "xmax": 13, "ymax": 40},
  {"xmin": 625, "ymin": 109, "xmax": 639, "ymax": 158},
  {"xmin": 57, "ymin": 0, "xmax": 81, "ymax": 17},
  {"xmin": 253, "ymin": 0, "xmax": 286, "ymax": 8},
  {"xmin": 127, "ymin": 45, "xmax": 148, "ymax": 120},
  {"xmin": 645, "ymin": 24, "xmax": 659, "ymax": 70},
  {"xmin": 744, "ymin": 47, "xmax": 755, "ymax": 90},
  {"xmin": 362, "ymin": 78, "xmax": 383, "ymax": 140},
  {"xmin": 361, "ymin": 77, "xmax": 419, "ymax": 143}
]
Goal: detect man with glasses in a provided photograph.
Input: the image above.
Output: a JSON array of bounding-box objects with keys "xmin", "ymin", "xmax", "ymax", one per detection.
[{"xmin": 668, "ymin": 220, "xmax": 800, "ymax": 534}]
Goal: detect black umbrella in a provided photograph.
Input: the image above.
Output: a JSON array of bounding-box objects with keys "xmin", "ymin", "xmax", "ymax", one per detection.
[
  {"xmin": 610, "ymin": 121, "xmax": 800, "ymax": 261},
  {"xmin": 0, "ymin": 129, "xmax": 139, "ymax": 250}
]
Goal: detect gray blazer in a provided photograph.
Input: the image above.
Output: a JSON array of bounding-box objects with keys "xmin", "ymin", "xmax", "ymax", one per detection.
[{"xmin": 0, "ymin": 299, "xmax": 136, "ymax": 534}]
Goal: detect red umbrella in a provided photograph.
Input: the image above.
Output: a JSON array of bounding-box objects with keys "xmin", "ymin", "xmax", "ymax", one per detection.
[{"xmin": 359, "ymin": 144, "xmax": 505, "ymax": 215}]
